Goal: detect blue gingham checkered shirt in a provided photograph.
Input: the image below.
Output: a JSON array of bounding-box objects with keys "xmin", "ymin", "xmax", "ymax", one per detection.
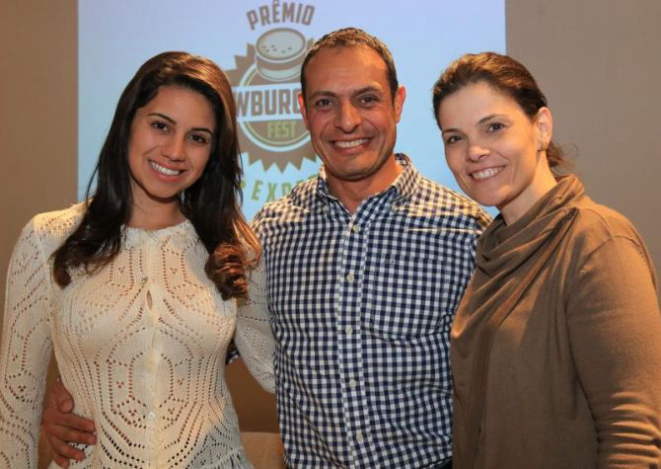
[{"xmin": 251, "ymin": 154, "xmax": 490, "ymax": 468}]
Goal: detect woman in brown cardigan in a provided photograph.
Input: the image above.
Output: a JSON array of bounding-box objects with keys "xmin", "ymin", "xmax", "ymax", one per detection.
[{"xmin": 432, "ymin": 52, "xmax": 661, "ymax": 468}]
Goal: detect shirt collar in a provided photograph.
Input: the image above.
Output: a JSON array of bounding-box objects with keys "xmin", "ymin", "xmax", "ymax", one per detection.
[{"xmin": 315, "ymin": 153, "xmax": 420, "ymax": 207}]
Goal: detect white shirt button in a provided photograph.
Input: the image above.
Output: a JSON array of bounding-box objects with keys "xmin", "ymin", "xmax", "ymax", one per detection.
[
  {"xmin": 352, "ymin": 224, "xmax": 360, "ymax": 233},
  {"xmin": 349, "ymin": 379, "xmax": 357, "ymax": 389},
  {"xmin": 147, "ymin": 411, "xmax": 156, "ymax": 420},
  {"xmin": 347, "ymin": 273, "xmax": 355, "ymax": 282},
  {"xmin": 355, "ymin": 431, "xmax": 364, "ymax": 443},
  {"xmin": 345, "ymin": 325, "xmax": 353, "ymax": 335}
]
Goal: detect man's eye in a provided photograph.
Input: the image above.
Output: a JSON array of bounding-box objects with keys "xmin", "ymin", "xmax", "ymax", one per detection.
[
  {"xmin": 361, "ymin": 95, "xmax": 377, "ymax": 105},
  {"xmin": 315, "ymin": 98, "xmax": 331, "ymax": 108},
  {"xmin": 487, "ymin": 122, "xmax": 505, "ymax": 132}
]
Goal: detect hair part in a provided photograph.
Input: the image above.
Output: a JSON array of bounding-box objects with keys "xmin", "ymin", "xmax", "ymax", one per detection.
[
  {"xmin": 432, "ymin": 52, "xmax": 569, "ymax": 174},
  {"xmin": 53, "ymin": 51, "xmax": 260, "ymax": 299},
  {"xmin": 300, "ymin": 27, "xmax": 399, "ymax": 101}
]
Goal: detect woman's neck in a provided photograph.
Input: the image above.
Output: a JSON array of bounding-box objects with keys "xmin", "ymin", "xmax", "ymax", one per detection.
[{"xmin": 127, "ymin": 200, "xmax": 186, "ymax": 230}]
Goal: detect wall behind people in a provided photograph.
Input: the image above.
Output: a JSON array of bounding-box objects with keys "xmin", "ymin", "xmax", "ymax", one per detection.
[
  {"xmin": 505, "ymin": 0, "xmax": 661, "ymax": 271},
  {"xmin": 1, "ymin": 1, "xmax": 660, "ymax": 467},
  {"xmin": 0, "ymin": 1, "xmax": 77, "ymax": 467}
]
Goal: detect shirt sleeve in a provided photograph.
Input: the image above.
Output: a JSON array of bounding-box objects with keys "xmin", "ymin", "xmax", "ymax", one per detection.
[
  {"xmin": 234, "ymin": 258, "xmax": 275, "ymax": 393},
  {"xmin": 566, "ymin": 235, "xmax": 661, "ymax": 467},
  {"xmin": 0, "ymin": 220, "xmax": 54, "ymax": 469}
]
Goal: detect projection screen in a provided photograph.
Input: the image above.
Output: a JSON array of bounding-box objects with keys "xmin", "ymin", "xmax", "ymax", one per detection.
[{"xmin": 79, "ymin": 0, "xmax": 505, "ymax": 219}]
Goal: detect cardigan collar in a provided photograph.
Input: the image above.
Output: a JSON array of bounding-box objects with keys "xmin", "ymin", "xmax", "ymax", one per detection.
[{"xmin": 476, "ymin": 175, "xmax": 584, "ymax": 278}]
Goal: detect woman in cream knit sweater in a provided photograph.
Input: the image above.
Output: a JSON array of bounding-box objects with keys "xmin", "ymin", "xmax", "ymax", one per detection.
[{"xmin": 0, "ymin": 52, "xmax": 274, "ymax": 468}]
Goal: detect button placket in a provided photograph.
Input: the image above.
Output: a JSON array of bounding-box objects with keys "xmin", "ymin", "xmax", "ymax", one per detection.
[{"xmin": 142, "ymin": 235, "xmax": 162, "ymax": 446}]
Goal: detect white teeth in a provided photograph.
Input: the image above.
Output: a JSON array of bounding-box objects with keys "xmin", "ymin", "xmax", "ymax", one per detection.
[
  {"xmin": 335, "ymin": 138, "xmax": 368, "ymax": 149},
  {"xmin": 472, "ymin": 167, "xmax": 503, "ymax": 180},
  {"xmin": 150, "ymin": 161, "xmax": 181, "ymax": 176}
]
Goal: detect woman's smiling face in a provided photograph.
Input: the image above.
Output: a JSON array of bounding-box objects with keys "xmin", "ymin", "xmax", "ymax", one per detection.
[
  {"xmin": 438, "ymin": 81, "xmax": 554, "ymax": 223},
  {"xmin": 127, "ymin": 85, "xmax": 216, "ymax": 210}
]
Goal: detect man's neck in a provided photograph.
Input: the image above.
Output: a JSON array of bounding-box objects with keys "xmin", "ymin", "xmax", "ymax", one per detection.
[{"xmin": 327, "ymin": 156, "xmax": 403, "ymax": 214}]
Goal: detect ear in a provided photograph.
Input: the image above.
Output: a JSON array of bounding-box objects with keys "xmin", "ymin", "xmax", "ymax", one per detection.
[
  {"xmin": 393, "ymin": 85, "xmax": 406, "ymax": 123},
  {"xmin": 535, "ymin": 107, "xmax": 553, "ymax": 149},
  {"xmin": 298, "ymin": 93, "xmax": 310, "ymax": 130}
]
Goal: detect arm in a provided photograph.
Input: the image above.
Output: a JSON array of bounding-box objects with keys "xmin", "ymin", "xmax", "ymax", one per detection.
[
  {"xmin": 234, "ymin": 258, "xmax": 275, "ymax": 393},
  {"xmin": 567, "ymin": 236, "xmax": 661, "ymax": 467},
  {"xmin": 0, "ymin": 221, "xmax": 54, "ymax": 468}
]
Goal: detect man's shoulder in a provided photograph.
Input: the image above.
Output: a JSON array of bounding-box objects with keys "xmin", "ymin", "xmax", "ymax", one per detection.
[
  {"xmin": 407, "ymin": 175, "xmax": 492, "ymax": 230},
  {"xmin": 252, "ymin": 177, "xmax": 318, "ymax": 230}
]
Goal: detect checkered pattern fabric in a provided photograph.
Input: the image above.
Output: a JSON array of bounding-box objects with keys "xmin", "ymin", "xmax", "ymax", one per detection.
[{"xmin": 252, "ymin": 155, "xmax": 490, "ymax": 468}]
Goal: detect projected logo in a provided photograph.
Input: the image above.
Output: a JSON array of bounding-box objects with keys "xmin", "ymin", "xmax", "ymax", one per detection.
[{"xmin": 227, "ymin": 4, "xmax": 317, "ymax": 171}]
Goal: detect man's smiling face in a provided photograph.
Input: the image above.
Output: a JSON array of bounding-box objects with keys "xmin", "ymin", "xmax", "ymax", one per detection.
[{"xmin": 299, "ymin": 45, "xmax": 405, "ymax": 196}]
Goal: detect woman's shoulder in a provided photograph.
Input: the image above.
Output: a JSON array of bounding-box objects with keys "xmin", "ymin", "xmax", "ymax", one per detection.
[
  {"xmin": 24, "ymin": 203, "xmax": 86, "ymax": 251},
  {"xmin": 569, "ymin": 195, "xmax": 647, "ymax": 258}
]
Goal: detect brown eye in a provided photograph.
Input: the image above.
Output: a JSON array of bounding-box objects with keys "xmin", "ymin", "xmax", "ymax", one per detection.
[
  {"xmin": 151, "ymin": 121, "xmax": 168, "ymax": 131},
  {"xmin": 360, "ymin": 95, "xmax": 378, "ymax": 105},
  {"xmin": 445, "ymin": 135, "xmax": 461, "ymax": 145},
  {"xmin": 315, "ymin": 98, "xmax": 332, "ymax": 109},
  {"xmin": 189, "ymin": 134, "xmax": 210, "ymax": 145}
]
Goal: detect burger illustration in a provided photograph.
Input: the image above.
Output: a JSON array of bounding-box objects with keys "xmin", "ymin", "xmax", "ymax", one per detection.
[{"xmin": 255, "ymin": 28, "xmax": 307, "ymax": 81}]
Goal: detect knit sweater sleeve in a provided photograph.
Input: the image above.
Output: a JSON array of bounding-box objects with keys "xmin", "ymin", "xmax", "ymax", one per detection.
[
  {"xmin": 567, "ymin": 234, "xmax": 661, "ymax": 468},
  {"xmin": 0, "ymin": 218, "xmax": 55, "ymax": 469},
  {"xmin": 234, "ymin": 259, "xmax": 275, "ymax": 393}
]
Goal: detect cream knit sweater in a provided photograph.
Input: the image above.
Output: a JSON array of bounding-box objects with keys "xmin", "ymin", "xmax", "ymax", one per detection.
[{"xmin": 0, "ymin": 204, "xmax": 275, "ymax": 468}]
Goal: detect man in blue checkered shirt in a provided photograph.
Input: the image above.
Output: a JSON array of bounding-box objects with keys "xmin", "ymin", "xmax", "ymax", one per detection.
[
  {"xmin": 41, "ymin": 28, "xmax": 490, "ymax": 469},
  {"xmin": 250, "ymin": 28, "xmax": 490, "ymax": 468}
]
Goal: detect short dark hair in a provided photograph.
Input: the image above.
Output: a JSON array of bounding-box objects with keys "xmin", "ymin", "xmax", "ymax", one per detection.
[
  {"xmin": 53, "ymin": 51, "xmax": 259, "ymax": 299},
  {"xmin": 432, "ymin": 52, "xmax": 568, "ymax": 173},
  {"xmin": 300, "ymin": 27, "xmax": 399, "ymax": 100}
]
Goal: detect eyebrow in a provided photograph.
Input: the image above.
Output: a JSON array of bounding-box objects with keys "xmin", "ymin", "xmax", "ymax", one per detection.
[
  {"xmin": 148, "ymin": 112, "xmax": 214, "ymax": 135},
  {"xmin": 307, "ymin": 86, "xmax": 383, "ymax": 101},
  {"xmin": 477, "ymin": 113, "xmax": 506, "ymax": 125},
  {"xmin": 442, "ymin": 113, "xmax": 507, "ymax": 134}
]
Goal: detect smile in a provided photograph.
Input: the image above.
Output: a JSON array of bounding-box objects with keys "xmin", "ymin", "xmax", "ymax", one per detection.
[
  {"xmin": 150, "ymin": 161, "xmax": 182, "ymax": 176},
  {"xmin": 471, "ymin": 167, "xmax": 504, "ymax": 180},
  {"xmin": 334, "ymin": 138, "xmax": 369, "ymax": 149}
]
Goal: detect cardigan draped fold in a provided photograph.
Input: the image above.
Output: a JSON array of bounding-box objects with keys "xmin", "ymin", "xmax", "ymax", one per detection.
[{"xmin": 451, "ymin": 175, "xmax": 661, "ymax": 468}]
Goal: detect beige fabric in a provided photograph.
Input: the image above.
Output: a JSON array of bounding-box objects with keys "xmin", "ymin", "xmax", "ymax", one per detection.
[
  {"xmin": 0, "ymin": 204, "xmax": 275, "ymax": 468},
  {"xmin": 452, "ymin": 176, "xmax": 661, "ymax": 468}
]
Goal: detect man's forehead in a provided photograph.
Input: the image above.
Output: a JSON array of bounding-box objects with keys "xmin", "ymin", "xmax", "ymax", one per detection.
[
  {"xmin": 304, "ymin": 46, "xmax": 388, "ymax": 89},
  {"xmin": 308, "ymin": 44, "xmax": 384, "ymax": 67}
]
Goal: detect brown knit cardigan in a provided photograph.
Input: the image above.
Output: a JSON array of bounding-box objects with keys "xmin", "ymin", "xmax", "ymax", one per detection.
[{"xmin": 451, "ymin": 176, "xmax": 661, "ymax": 468}]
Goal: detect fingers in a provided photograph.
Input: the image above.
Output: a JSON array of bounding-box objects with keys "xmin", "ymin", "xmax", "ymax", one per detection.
[
  {"xmin": 45, "ymin": 430, "xmax": 88, "ymax": 463},
  {"xmin": 43, "ymin": 408, "xmax": 96, "ymax": 435},
  {"xmin": 51, "ymin": 380, "xmax": 74, "ymax": 413},
  {"xmin": 42, "ymin": 379, "xmax": 96, "ymax": 465},
  {"xmin": 52, "ymin": 454, "xmax": 70, "ymax": 468},
  {"xmin": 42, "ymin": 413, "xmax": 96, "ymax": 463},
  {"xmin": 42, "ymin": 381, "xmax": 96, "ymax": 436}
]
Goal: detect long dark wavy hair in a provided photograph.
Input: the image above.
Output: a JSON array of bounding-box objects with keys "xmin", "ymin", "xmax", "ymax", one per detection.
[
  {"xmin": 53, "ymin": 51, "xmax": 259, "ymax": 299},
  {"xmin": 432, "ymin": 52, "xmax": 570, "ymax": 174}
]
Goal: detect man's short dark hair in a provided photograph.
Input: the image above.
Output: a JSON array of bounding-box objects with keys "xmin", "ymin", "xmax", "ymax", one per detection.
[{"xmin": 300, "ymin": 27, "xmax": 399, "ymax": 101}]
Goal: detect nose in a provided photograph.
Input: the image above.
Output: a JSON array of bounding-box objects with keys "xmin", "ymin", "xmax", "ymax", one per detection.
[
  {"xmin": 162, "ymin": 135, "xmax": 186, "ymax": 161},
  {"xmin": 467, "ymin": 142, "xmax": 489, "ymax": 162},
  {"xmin": 335, "ymin": 101, "xmax": 361, "ymax": 132}
]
